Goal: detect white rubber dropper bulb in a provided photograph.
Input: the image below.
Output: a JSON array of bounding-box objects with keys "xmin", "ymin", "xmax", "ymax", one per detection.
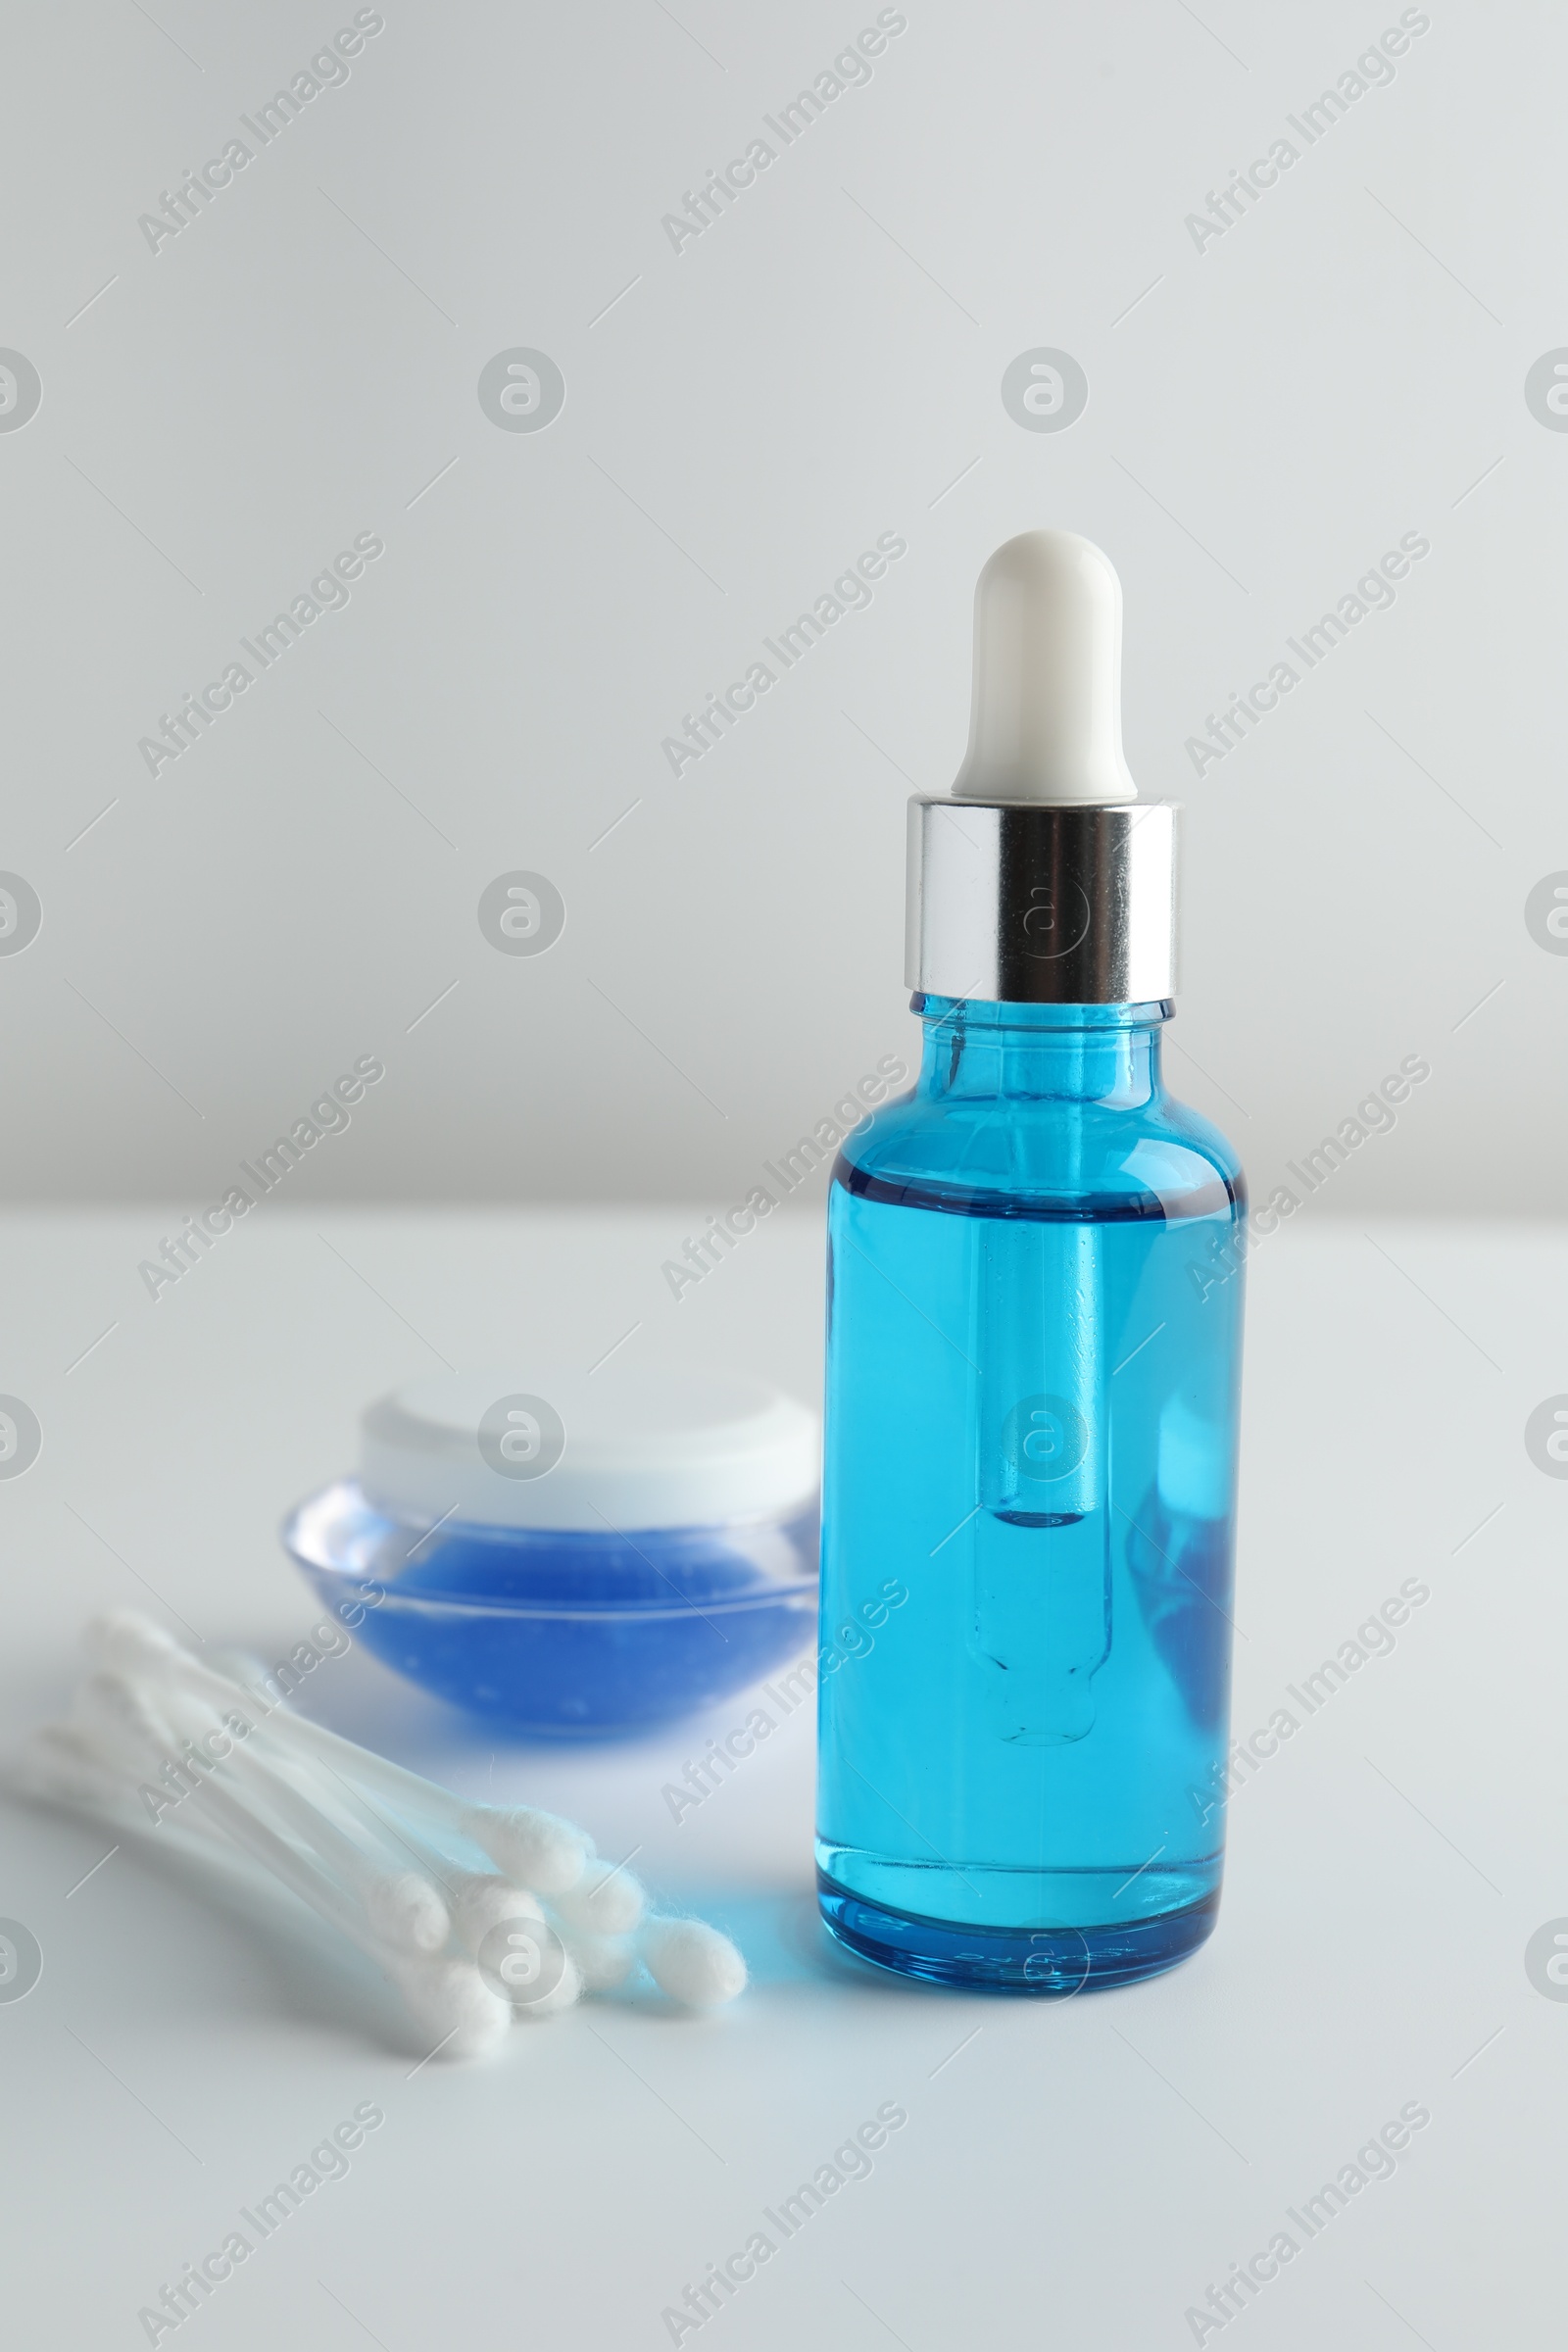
[{"xmin": 953, "ymin": 529, "xmax": 1136, "ymax": 805}]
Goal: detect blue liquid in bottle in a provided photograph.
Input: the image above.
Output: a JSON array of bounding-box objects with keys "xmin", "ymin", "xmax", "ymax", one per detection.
[{"xmin": 816, "ymin": 996, "xmax": 1245, "ymax": 1991}]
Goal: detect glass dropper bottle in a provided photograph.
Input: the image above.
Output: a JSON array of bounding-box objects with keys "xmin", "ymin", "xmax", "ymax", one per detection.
[{"xmin": 816, "ymin": 529, "xmax": 1247, "ymax": 1992}]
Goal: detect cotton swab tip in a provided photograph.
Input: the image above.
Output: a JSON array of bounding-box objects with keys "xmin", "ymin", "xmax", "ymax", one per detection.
[
  {"xmin": 452, "ymin": 1873, "xmax": 544, "ymax": 1954},
  {"xmin": 512, "ymin": 1948, "xmax": 582, "ymax": 2021},
  {"xmin": 469, "ymin": 1805, "xmax": 592, "ymax": 1895},
  {"xmin": 558, "ymin": 1927, "xmax": 637, "ymax": 1993},
  {"xmin": 551, "ymin": 1857, "xmax": 646, "ymax": 1936},
  {"xmin": 640, "ymin": 1917, "xmax": 747, "ymax": 2009},
  {"xmin": 364, "ymin": 1871, "xmax": 451, "ymax": 1956},
  {"xmin": 472, "ymin": 1911, "xmax": 579, "ymax": 2016},
  {"xmin": 392, "ymin": 1957, "xmax": 512, "ymax": 2060}
]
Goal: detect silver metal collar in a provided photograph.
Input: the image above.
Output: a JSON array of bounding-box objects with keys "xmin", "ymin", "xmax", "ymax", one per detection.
[{"xmin": 905, "ymin": 799, "xmax": 1178, "ymax": 1004}]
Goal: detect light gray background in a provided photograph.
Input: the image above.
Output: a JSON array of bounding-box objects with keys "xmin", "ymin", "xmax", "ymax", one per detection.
[{"xmin": 2, "ymin": 0, "xmax": 1563, "ymax": 1213}]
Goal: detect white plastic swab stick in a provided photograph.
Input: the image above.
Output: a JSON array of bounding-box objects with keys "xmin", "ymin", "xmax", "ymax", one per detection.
[
  {"xmin": 16, "ymin": 1725, "xmax": 507, "ymax": 2060},
  {"xmin": 66, "ymin": 1674, "xmax": 268, "ymax": 1865},
  {"xmin": 155, "ymin": 1684, "xmax": 451, "ymax": 1956},
  {"xmin": 69, "ymin": 1672, "xmax": 189, "ymax": 1790},
  {"xmin": 104, "ymin": 1677, "xmax": 507, "ymax": 2050},
  {"xmin": 233, "ymin": 1690, "xmax": 583, "ymax": 1896},
  {"xmin": 111, "ymin": 1693, "xmax": 404, "ymax": 1947},
  {"xmin": 226, "ymin": 1713, "xmax": 486, "ymax": 1901},
  {"xmin": 85, "ymin": 1615, "xmax": 593, "ymax": 1893},
  {"xmin": 75, "ymin": 1668, "xmax": 461, "ymax": 1981},
  {"xmin": 10, "ymin": 1736, "xmax": 245, "ymax": 1887},
  {"xmin": 194, "ymin": 1654, "xmax": 461, "ymax": 1882},
  {"xmin": 217, "ymin": 1740, "xmax": 451, "ymax": 1956},
  {"xmin": 15, "ymin": 1725, "xmax": 172, "ymax": 1825},
  {"xmin": 79, "ymin": 1636, "xmax": 574, "ymax": 1995},
  {"xmin": 205, "ymin": 1646, "xmax": 272, "ymax": 1690},
  {"xmin": 13, "ymin": 1727, "xmax": 377, "ymax": 1924},
  {"xmin": 19, "ymin": 1727, "xmax": 273, "ymax": 1866},
  {"xmin": 220, "ymin": 1699, "xmax": 474, "ymax": 1903}
]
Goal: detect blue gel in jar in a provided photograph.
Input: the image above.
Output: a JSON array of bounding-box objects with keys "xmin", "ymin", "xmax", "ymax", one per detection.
[{"xmin": 282, "ymin": 1367, "xmax": 819, "ymax": 1738}]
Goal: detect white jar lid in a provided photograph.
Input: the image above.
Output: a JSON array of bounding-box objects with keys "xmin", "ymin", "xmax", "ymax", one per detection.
[{"xmin": 360, "ymin": 1366, "xmax": 819, "ymax": 1533}]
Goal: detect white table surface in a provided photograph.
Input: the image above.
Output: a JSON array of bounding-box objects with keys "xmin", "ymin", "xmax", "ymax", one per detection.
[{"xmin": 2, "ymin": 1204, "xmax": 1563, "ymax": 2350}]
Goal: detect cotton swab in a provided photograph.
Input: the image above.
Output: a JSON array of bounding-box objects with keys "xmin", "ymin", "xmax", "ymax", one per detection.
[
  {"xmin": 16, "ymin": 1611, "xmax": 751, "ymax": 2055},
  {"xmin": 18, "ymin": 1723, "xmax": 170, "ymax": 1826},
  {"xmin": 450, "ymin": 1884, "xmax": 584, "ymax": 2018},
  {"xmin": 19, "ymin": 1722, "xmax": 509, "ymax": 2057},
  {"xmin": 75, "ymin": 1671, "xmax": 430, "ymax": 1961},
  {"xmin": 64, "ymin": 1673, "xmax": 512, "ymax": 2056},
  {"xmin": 450, "ymin": 1872, "xmax": 544, "ymax": 1951},
  {"xmin": 553, "ymin": 1924, "xmax": 637, "ymax": 1992},
  {"xmin": 503, "ymin": 1943, "xmax": 583, "ymax": 2021},
  {"xmin": 385, "ymin": 1955, "xmax": 511, "ymax": 2059},
  {"xmin": 146, "ymin": 1671, "xmax": 452, "ymax": 1935},
  {"xmin": 551, "ymin": 1856, "xmax": 647, "ymax": 1936},
  {"xmin": 84, "ymin": 1613, "xmax": 594, "ymax": 1894},
  {"xmin": 157, "ymin": 1686, "xmax": 452, "ymax": 1956},
  {"xmin": 639, "ymin": 1917, "xmax": 750, "ymax": 2009},
  {"xmin": 469, "ymin": 1805, "xmax": 591, "ymax": 1894}
]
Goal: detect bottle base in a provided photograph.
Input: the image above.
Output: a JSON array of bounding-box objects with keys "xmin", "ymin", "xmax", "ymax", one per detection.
[{"xmin": 816, "ymin": 1868, "xmax": 1219, "ymax": 1993}]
